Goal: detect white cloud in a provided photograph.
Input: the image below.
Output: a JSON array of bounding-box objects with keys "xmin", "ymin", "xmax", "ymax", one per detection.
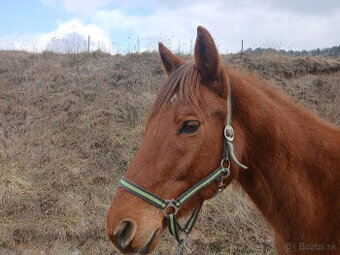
[
  {"xmin": 90, "ymin": 1, "xmax": 340, "ymax": 52},
  {"xmin": 2, "ymin": 0, "xmax": 340, "ymax": 53},
  {"xmin": 41, "ymin": 19, "xmax": 115, "ymax": 52},
  {"xmin": 0, "ymin": 19, "xmax": 116, "ymax": 53}
]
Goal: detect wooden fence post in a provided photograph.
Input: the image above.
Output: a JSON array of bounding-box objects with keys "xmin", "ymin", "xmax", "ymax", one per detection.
[{"xmin": 88, "ymin": 35, "xmax": 90, "ymax": 53}]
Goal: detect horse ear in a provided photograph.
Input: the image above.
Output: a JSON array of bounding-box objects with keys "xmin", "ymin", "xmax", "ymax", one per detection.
[
  {"xmin": 194, "ymin": 26, "xmax": 225, "ymax": 97},
  {"xmin": 158, "ymin": 42, "xmax": 184, "ymax": 76}
]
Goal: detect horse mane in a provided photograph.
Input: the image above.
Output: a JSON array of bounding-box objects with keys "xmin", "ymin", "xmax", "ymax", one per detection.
[
  {"xmin": 146, "ymin": 63, "xmax": 207, "ymax": 127},
  {"xmin": 147, "ymin": 60, "xmax": 338, "ymax": 134},
  {"xmin": 228, "ymin": 67, "xmax": 340, "ymax": 133}
]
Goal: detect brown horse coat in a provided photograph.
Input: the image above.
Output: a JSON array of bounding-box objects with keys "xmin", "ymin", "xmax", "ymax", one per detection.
[{"xmin": 106, "ymin": 26, "xmax": 340, "ymax": 255}]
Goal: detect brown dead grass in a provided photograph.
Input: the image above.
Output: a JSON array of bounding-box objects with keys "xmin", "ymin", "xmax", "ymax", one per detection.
[{"xmin": 0, "ymin": 50, "xmax": 339, "ymax": 254}]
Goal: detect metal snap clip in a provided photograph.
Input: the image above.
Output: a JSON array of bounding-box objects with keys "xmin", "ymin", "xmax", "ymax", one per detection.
[
  {"xmin": 216, "ymin": 159, "xmax": 231, "ymax": 194},
  {"xmin": 220, "ymin": 158, "xmax": 231, "ymax": 176}
]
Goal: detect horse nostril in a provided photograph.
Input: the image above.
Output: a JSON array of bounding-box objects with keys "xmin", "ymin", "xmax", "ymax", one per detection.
[{"xmin": 114, "ymin": 220, "xmax": 137, "ymax": 249}]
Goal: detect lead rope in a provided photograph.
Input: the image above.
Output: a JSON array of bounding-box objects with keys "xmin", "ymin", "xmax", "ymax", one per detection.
[{"xmin": 118, "ymin": 79, "xmax": 247, "ymax": 255}]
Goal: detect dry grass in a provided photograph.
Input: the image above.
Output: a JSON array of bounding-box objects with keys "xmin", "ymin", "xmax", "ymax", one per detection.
[{"xmin": 0, "ymin": 50, "xmax": 339, "ymax": 254}]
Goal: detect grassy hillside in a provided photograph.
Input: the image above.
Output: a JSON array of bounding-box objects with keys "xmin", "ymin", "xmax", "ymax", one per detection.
[{"xmin": 0, "ymin": 51, "xmax": 339, "ymax": 255}]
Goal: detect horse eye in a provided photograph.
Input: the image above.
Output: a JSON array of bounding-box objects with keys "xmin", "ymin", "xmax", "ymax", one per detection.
[{"xmin": 179, "ymin": 120, "xmax": 201, "ymax": 134}]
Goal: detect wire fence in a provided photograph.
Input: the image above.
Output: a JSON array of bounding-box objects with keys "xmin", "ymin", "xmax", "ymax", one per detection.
[
  {"xmin": 0, "ymin": 32, "xmax": 196, "ymax": 55},
  {"xmin": 0, "ymin": 31, "xmax": 228, "ymax": 55}
]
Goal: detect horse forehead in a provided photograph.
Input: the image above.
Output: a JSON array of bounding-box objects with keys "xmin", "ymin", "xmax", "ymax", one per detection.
[
  {"xmin": 148, "ymin": 107, "xmax": 176, "ymax": 129},
  {"xmin": 148, "ymin": 103, "xmax": 197, "ymax": 130},
  {"xmin": 175, "ymin": 104, "xmax": 201, "ymax": 119}
]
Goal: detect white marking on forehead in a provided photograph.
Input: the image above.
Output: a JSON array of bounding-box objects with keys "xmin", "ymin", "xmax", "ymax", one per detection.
[{"xmin": 170, "ymin": 93, "xmax": 177, "ymax": 102}]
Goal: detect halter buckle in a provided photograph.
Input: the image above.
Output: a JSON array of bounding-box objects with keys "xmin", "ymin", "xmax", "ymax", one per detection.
[
  {"xmin": 162, "ymin": 200, "xmax": 180, "ymax": 216},
  {"xmin": 224, "ymin": 125, "xmax": 234, "ymax": 142}
]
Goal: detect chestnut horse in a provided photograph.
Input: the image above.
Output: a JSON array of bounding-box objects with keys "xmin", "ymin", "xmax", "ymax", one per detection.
[{"xmin": 106, "ymin": 26, "xmax": 340, "ymax": 254}]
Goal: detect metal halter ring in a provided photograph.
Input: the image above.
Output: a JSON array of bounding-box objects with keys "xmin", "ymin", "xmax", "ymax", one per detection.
[
  {"xmin": 162, "ymin": 200, "xmax": 180, "ymax": 216},
  {"xmin": 220, "ymin": 159, "xmax": 231, "ymax": 177},
  {"xmin": 224, "ymin": 125, "xmax": 234, "ymax": 142}
]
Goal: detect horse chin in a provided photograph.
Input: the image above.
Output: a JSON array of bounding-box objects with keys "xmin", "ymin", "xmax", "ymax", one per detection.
[
  {"xmin": 110, "ymin": 227, "xmax": 161, "ymax": 254},
  {"xmin": 139, "ymin": 228, "xmax": 160, "ymax": 254}
]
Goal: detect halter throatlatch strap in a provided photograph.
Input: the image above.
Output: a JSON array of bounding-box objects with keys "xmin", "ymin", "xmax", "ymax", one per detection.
[{"xmin": 118, "ymin": 80, "xmax": 247, "ymax": 255}]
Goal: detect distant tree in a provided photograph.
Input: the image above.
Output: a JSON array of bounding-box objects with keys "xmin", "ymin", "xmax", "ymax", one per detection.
[
  {"xmin": 46, "ymin": 33, "xmax": 87, "ymax": 54},
  {"xmin": 243, "ymin": 45, "xmax": 340, "ymax": 58}
]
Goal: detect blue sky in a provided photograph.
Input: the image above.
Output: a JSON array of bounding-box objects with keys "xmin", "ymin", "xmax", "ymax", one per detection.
[
  {"xmin": 1, "ymin": 0, "xmax": 340, "ymax": 53},
  {"xmin": 0, "ymin": 1, "xmax": 58, "ymax": 35},
  {"xmin": 0, "ymin": 0, "xmax": 152, "ymax": 34}
]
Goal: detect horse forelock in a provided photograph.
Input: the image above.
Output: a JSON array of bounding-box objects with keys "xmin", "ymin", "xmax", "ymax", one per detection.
[{"xmin": 146, "ymin": 62, "xmax": 208, "ymax": 128}]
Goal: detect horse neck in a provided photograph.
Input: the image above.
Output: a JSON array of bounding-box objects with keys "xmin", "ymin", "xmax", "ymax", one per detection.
[{"xmin": 229, "ymin": 70, "xmax": 340, "ymax": 242}]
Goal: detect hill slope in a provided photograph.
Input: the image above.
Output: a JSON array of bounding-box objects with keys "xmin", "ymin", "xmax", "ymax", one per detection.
[{"xmin": 0, "ymin": 51, "xmax": 339, "ymax": 254}]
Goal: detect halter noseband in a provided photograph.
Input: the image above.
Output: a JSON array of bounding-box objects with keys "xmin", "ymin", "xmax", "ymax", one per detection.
[{"xmin": 118, "ymin": 81, "xmax": 247, "ymax": 254}]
